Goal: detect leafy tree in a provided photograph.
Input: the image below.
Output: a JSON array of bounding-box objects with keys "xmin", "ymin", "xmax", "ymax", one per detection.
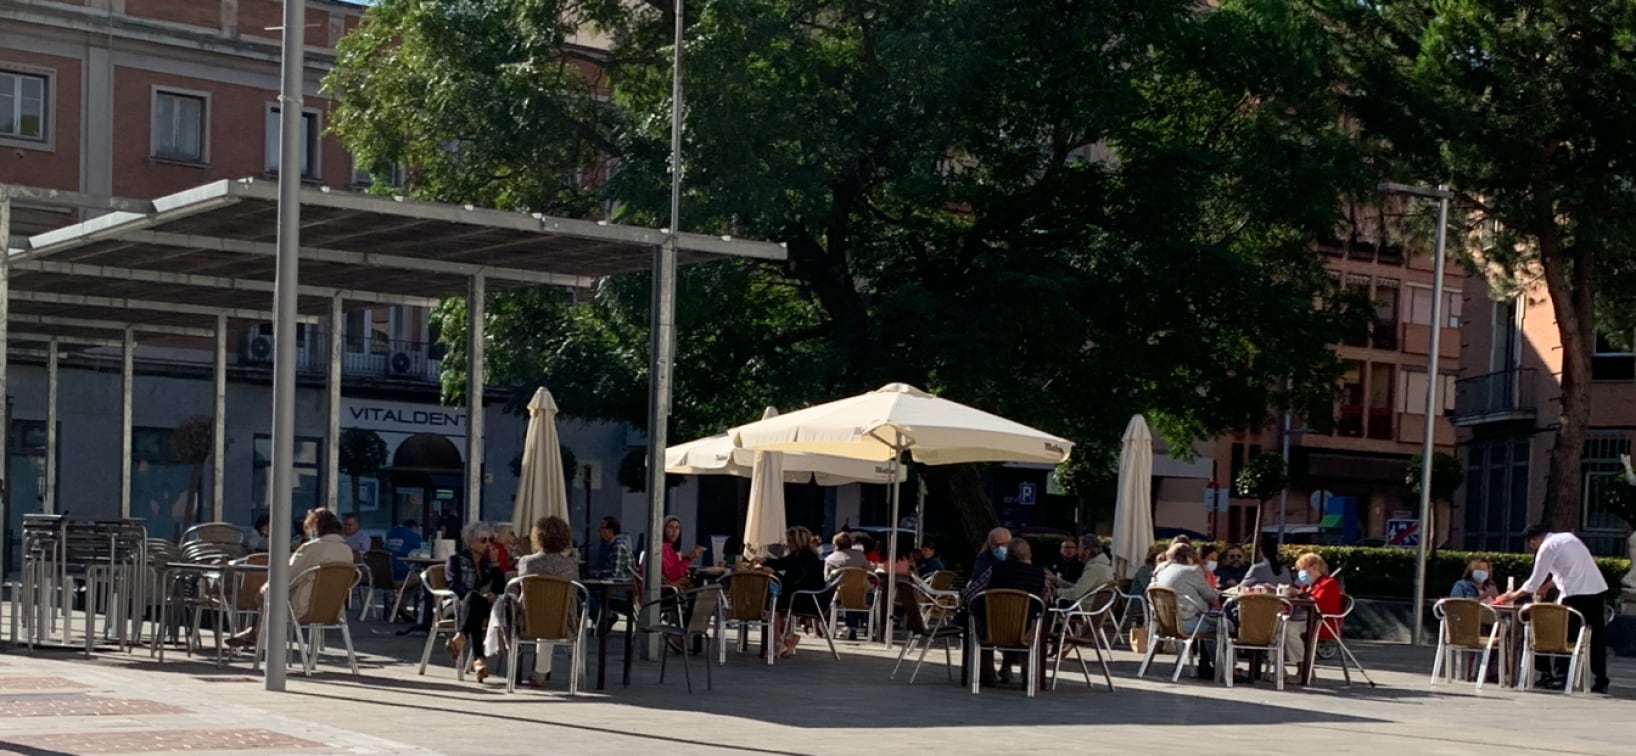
[
  {"xmin": 1405, "ymin": 451, "xmax": 1464, "ymax": 505},
  {"xmin": 1263, "ymin": 0, "xmax": 1636, "ymax": 531},
  {"xmin": 1235, "ymin": 452, "xmax": 1288, "ymax": 545},
  {"xmin": 329, "ymin": 0, "xmax": 1371, "ymax": 548},
  {"xmin": 171, "ymin": 416, "xmax": 214, "ymax": 526},
  {"xmin": 338, "ymin": 428, "xmax": 389, "ymax": 516}
]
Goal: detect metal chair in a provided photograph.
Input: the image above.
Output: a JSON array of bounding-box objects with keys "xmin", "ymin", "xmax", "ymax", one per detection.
[
  {"xmin": 891, "ymin": 581, "xmax": 963, "ymax": 684},
  {"xmin": 416, "ymin": 566, "xmax": 470, "ymax": 680},
  {"xmin": 1113, "ymin": 586, "xmax": 1148, "ymax": 648},
  {"xmin": 826, "ymin": 567, "xmax": 878, "ymax": 641},
  {"xmin": 967, "ymin": 589, "xmax": 1046, "ymax": 697},
  {"xmin": 722, "ymin": 571, "xmax": 780, "ymax": 665},
  {"xmin": 1222, "ymin": 594, "xmax": 1292, "ymax": 691},
  {"xmin": 181, "ymin": 522, "xmax": 245, "ymax": 547},
  {"xmin": 926, "ymin": 570, "xmax": 957, "ymax": 592},
  {"xmin": 1138, "ymin": 585, "xmax": 1215, "ymax": 682},
  {"xmin": 640, "ymin": 584, "xmax": 725, "ymax": 693},
  {"xmin": 1430, "ymin": 598, "xmax": 1503, "ymax": 690},
  {"xmin": 1519, "ymin": 602, "xmax": 1591, "ymax": 696},
  {"xmin": 1316, "ymin": 594, "xmax": 1376, "ymax": 687},
  {"xmin": 265, "ymin": 563, "xmax": 363, "ymax": 678},
  {"xmin": 786, "ymin": 579, "xmax": 840, "ymax": 660},
  {"xmin": 358, "ymin": 550, "xmax": 399, "ymax": 621},
  {"xmin": 505, "ymin": 575, "xmax": 590, "ymax": 695},
  {"xmin": 1051, "ymin": 582, "xmax": 1120, "ymax": 691}
]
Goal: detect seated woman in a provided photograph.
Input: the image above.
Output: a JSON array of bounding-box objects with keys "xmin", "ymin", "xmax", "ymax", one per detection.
[
  {"xmin": 1197, "ymin": 543, "xmax": 1222, "ymax": 591},
  {"xmin": 661, "ymin": 516, "xmax": 706, "ymax": 590},
  {"xmin": 1450, "ymin": 558, "xmax": 1498, "ymax": 600},
  {"xmin": 1129, "ymin": 543, "xmax": 1167, "ymax": 597},
  {"xmin": 492, "ymin": 516, "xmax": 579, "ymax": 685},
  {"xmin": 1242, "ymin": 535, "xmax": 1293, "ymax": 589},
  {"xmin": 226, "ymin": 508, "xmax": 355, "ymax": 648},
  {"xmin": 445, "ymin": 522, "xmax": 507, "ymax": 683},
  {"xmin": 763, "ymin": 526, "xmax": 825, "ymax": 658},
  {"xmin": 1285, "ymin": 552, "xmax": 1345, "ymax": 679}
]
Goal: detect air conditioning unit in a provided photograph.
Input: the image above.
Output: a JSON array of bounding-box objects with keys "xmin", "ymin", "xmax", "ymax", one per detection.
[
  {"xmin": 242, "ymin": 331, "xmax": 274, "ymax": 365},
  {"xmin": 389, "ymin": 351, "xmax": 415, "ymax": 376}
]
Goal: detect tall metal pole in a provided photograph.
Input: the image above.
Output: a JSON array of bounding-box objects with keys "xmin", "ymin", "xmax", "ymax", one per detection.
[
  {"xmin": 120, "ymin": 329, "xmax": 134, "ymax": 518},
  {"xmin": 1276, "ymin": 406, "xmax": 1291, "ymax": 548},
  {"xmin": 1411, "ymin": 189, "xmax": 1451, "ymax": 647},
  {"xmin": 0, "ymin": 195, "xmax": 10, "ymax": 578},
  {"xmin": 324, "ymin": 295, "xmax": 342, "ymax": 511},
  {"xmin": 465, "ymin": 274, "xmax": 485, "ymax": 525},
  {"xmin": 212, "ymin": 315, "xmax": 227, "ymax": 522},
  {"xmin": 643, "ymin": 0, "xmax": 684, "ymax": 659},
  {"xmin": 265, "ymin": 0, "xmax": 306, "ymax": 692},
  {"xmin": 44, "ymin": 339, "xmax": 56, "ymax": 514}
]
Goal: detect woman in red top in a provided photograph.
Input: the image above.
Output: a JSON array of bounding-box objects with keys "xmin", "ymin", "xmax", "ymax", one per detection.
[
  {"xmin": 1295, "ymin": 552, "xmax": 1344, "ymax": 639},
  {"xmin": 661, "ymin": 516, "xmax": 705, "ymax": 589}
]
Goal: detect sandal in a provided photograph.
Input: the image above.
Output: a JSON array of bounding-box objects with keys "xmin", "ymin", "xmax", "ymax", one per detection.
[
  {"xmin": 446, "ymin": 634, "xmax": 466, "ymax": 664},
  {"xmin": 472, "ymin": 658, "xmax": 489, "ymax": 684}
]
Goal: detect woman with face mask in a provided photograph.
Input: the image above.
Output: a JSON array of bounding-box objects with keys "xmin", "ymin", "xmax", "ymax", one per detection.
[
  {"xmin": 1450, "ymin": 558, "xmax": 1499, "ymax": 600},
  {"xmin": 1280, "ymin": 552, "xmax": 1346, "ymax": 682}
]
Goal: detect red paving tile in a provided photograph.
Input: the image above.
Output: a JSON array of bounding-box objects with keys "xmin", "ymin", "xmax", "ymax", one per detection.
[
  {"xmin": 3, "ymin": 727, "xmax": 324, "ymax": 753},
  {"xmin": 0, "ymin": 695, "xmax": 185, "ymax": 717},
  {"xmin": 0, "ymin": 676, "xmax": 90, "ymax": 690}
]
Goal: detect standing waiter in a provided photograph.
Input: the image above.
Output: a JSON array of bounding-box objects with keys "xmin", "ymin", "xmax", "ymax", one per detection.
[{"xmin": 1498, "ymin": 525, "xmax": 1611, "ymax": 694}]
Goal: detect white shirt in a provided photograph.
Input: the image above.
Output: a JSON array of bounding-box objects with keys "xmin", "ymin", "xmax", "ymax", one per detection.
[{"xmin": 1520, "ymin": 532, "xmax": 1608, "ymax": 598}]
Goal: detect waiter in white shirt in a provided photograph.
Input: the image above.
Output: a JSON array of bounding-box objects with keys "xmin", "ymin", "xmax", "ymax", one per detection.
[{"xmin": 1498, "ymin": 525, "xmax": 1610, "ymax": 694}]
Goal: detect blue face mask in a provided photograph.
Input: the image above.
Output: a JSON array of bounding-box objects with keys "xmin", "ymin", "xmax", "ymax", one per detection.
[
  {"xmin": 993, "ymin": 546, "xmax": 1008, "ymax": 561},
  {"xmin": 1471, "ymin": 569, "xmax": 1489, "ymax": 584},
  {"xmin": 1297, "ymin": 569, "xmax": 1314, "ymax": 585}
]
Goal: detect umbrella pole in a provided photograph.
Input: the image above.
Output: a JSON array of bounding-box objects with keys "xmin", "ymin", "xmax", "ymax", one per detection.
[{"xmin": 883, "ymin": 455, "xmax": 902, "ymax": 650}]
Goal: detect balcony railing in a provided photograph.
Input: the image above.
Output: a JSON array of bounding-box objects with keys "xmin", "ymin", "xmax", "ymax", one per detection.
[
  {"xmin": 238, "ymin": 331, "xmax": 445, "ymax": 382},
  {"xmin": 1454, "ymin": 368, "xmax": 1537, "ymax": 424}
]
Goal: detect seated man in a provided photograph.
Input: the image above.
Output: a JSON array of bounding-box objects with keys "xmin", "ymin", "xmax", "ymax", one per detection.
[
  {"xmin": 917, "ymin": 541, "xmax": 946, "ymax": 577},
  {"xmin": 964, "ymin": 538, "xmax": 1051, "ymax": 685},
  {"xmin": 1056, "ymin": 536, "xmax": 1115, "ymax": 605},
  {"xmin": 227, "ymin": 508, "xmax": 356, "ymax": 648},
  {"xmin": 384, "ymin": 519, "xmax": 424, "ymax": 582},
  {"xmin": 1051, "ymin": 539, "xmax": 1083, "ymax": 585}
]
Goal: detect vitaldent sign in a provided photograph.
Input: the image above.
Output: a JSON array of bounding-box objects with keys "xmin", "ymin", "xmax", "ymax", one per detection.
[{"xmin": 342, "ymin": 399, "xmax": 468, "ymax": 436}]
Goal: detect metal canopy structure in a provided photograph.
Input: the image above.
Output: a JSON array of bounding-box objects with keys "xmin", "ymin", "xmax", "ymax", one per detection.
[{"xmin": 0, "ymin": 176, "xmax": 785, "ymax": 594}]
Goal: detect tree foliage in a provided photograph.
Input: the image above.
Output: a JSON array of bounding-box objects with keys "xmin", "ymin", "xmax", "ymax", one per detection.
[
  {"xmin": 1263, "ymin": 0, "xmax": 1636, "ymax": 530},
  {"xmin": 1406, "ymin": 451, "xmax": 1464, "ymax": 505},
  {"xmin": 329, "ymin": 0, "xmax": 1373, "ymax": 545},
  {"xmin": 1236, "ymin": 452, "xmax": 1289, "ymax": 505},
  {"xmin": 338, "ymin": 428, "xmax": 389, "ymax": 516}
]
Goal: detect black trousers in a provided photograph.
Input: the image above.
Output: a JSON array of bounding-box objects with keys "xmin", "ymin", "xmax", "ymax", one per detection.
[
  {"xmin": 1560, "ymin": 594, "xmax": 1609, "ymax": 685},
  {"xmin": 458, "ymin": 593, "xmax": 493, "ymax": 658}
]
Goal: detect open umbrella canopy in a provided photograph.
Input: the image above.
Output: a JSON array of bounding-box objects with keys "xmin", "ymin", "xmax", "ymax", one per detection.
[
  {"xmin": 511, "ymin": 387, "xmax": 570, "ymax": 536},
  {"xmin": 728, "ymin": 383, "xmax": 1072, "ymax": 465},
  {"xmin": 1111, "ymin": 415, "xmax": 1154, "ymax": 581},
  {"xmin": 666, "ymin": 407, "xmax": 905, "ymax": 485}
]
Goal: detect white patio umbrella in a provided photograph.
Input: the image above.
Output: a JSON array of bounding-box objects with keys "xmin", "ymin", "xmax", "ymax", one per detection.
[
  {"xmin": 666, "ymin": 407, "xmax": 906, "ymax": 485},
  {"xmin": 729, "ymin": 383, "xmax": 1073, "ymax": 647},
  {"xmin": 511, "ymin": 387, "xmax": 570, "ymax": 536},
  {"xmin": 742, "ymin": 421, "xmax": 788, "ymax": 559},
  {"xmin": 1110, "ymin": 415, "xmax": 1154, "ymax": 582}
]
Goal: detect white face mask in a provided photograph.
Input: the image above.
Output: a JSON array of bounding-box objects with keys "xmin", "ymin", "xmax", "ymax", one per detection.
[
  {"xmin": 1205, "ymin": 560, "xmax": 1218, "ymax": 573},
  {"xmin": 1471, "ymin": 569, "xmax": 1489, "ymax": 584}
]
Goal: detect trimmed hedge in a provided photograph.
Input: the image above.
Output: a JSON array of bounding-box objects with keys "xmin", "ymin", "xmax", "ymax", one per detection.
[{"xmin": 1022, "ymin": 536, "xmax": 1630, "ymax": 602}]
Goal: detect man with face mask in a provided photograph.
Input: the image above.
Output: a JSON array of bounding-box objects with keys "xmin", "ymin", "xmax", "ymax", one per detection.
[{"xmin": 969, "ymin": 527, "xmax": 1013, "ymax": 586}]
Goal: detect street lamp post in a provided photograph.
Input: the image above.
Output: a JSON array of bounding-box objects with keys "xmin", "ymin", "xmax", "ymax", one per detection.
[{"xmin": 1377, "ymin": 181, "xmax": 1453, "ymax": 648}]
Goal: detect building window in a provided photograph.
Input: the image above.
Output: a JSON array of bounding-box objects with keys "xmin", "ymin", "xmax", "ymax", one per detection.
[
  {"xmin": 352, "ymin": 160, "xmax": 404, "ymax": 189},
  {"xmin": 1397, "ymin": 370, "xmax": 1457, "ymax": 416},
  {"xmin": 0, "ymin": 70, "xmax": 48, "ymax": 142},
  {"xmin": 1582, "ymin": 430, "xmax": 1633, "ymax": 553},
  {"xmin": 1463, "ymin": 435, "xmax": 1529, "ymax": 552},
  {"xmin": 131, "ymin": 427, "xmax": 204, "ymax": 541},
  {"xmin": 1591, "ymin": 331, "xmax": 1635, "ymax": 381},
  {"xmin": 1405, "ymin": 286, "xmax": 1462, "ymax": 329},
  {"xmin": 251, "ymin": 435, "xmax": 324, "ymax": 516},
  {"xmin": 153, "ymin": 90, "xmax": 207, "ymax": 162},
  {"xmin": 1367, "ymin": 363, "xmax": 1394, "ymax": 439},
  {"xmin": 264, "ymin": 107, "xmax": 320, "ymax": 179},
  {"xmin": 1337, "ymin": 360, "xmax": 1364, "ymax": 437},
  {"xmin": 1373, "ymin": 279, "xmax": 1400, "ymax": 350}
]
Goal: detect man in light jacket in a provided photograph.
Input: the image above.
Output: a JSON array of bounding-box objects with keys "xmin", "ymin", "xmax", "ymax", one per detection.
[{"xmin": 1057, "ymin": 536, "xmax": 1116, "ymax": 604}]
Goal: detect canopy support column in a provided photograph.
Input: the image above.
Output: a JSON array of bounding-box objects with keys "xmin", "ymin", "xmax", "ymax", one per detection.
[
  {"xmin": 325, "ymin": 296, "xmax": 341, "ymax": 512},
  {"xmin": 212, "ymin": 316, "xmax": 226, "ymax": 522},
  {"xmin": 0, "ymin": 196, "xmax": 8, "ymax": 578},
  {"xmin": 120, "ymin": 330, "xmax": 134, "ymax": 518},
  {"xmin": 466, "ymin": 274, "xmax": 485, "ymax": 524},
  {"xmin": 44, "ymin": 339, "xmax": 57, "ymax": 515}
]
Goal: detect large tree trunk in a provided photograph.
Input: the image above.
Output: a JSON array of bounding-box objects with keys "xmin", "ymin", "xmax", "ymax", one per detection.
[
  {"xmin": 1540, "ymin": 228, "xmax": 1595, "ymax": 532},
  {"xmin": 923, "ymin": 464, "xmax": 997, "ymax": 552}
]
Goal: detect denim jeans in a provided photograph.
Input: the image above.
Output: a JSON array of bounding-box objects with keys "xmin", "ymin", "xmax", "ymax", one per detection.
[{"xmin": 1183, "ymin": 615, "xmax": 1218, "ymax": 667}]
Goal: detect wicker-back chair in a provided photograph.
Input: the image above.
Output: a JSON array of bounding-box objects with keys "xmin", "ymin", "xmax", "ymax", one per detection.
[
  {"xmin": 504, "ymin": 575, "xmax": 589, "ymax": 694},
  {"xmin": 827, "ymin": 567, "xmax": 877, "ymax": 641},
  {"xmin": 1431, "ymin": 598, "xmax": 1503, "ymax": 689},
  {"xmin": 967, "ymin": 589, "xmax": 1046, "ymax": 697},
  {"xmin": 891, "ymin": 581, "xmax": 962, "ymax": 685},
  {"xmin": 1052, "ymin": 582, "xmax": 1120, "ymax": 691},
  {"xmin": 182, "ymin": 522, "xmax": 245, "ymax": 547},
  {"xmin": 1520, "ymin": 602, "xmax": 1590, "ymax": 695},
  {"xmin": 1138, "ymin": 585, "xmax": 1215, "ymax": 682},
  {"xmin": 927, "ymin": 570, "xmax": 956, "ymax": 592},
  {"xmin": 723, "ymin": 571, "xmax": 779, "ymax": 665},
  {"xmin": 1222, "ymin": 594, "xmax": 1292, "ymax": 690},
  {"xmin": 252, "ymin": 563, "xmax": 361, "ymax": 678}
]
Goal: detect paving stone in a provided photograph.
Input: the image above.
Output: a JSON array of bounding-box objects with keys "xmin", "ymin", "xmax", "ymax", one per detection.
[
  {"xmin": 0, "ymin": 696, "xmax": 185, "ymax": 718},
  {"xmin": 0, "ymin": 675, "xmax": 90, "ymax": 690},
  {"xmin": 2, "ymin": 727, "xmax": 323, "ymax": 753}
]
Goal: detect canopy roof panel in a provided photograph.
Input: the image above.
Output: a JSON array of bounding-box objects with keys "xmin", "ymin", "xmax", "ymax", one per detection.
[{"xmin": 4, "ymin": 179, "xmax": 786, "ymax": 339}]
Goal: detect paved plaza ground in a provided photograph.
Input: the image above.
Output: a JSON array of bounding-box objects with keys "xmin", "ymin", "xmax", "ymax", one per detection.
[{"xmin": 0, "ymin": 612, "xmax": 1632, "ymax": 755}]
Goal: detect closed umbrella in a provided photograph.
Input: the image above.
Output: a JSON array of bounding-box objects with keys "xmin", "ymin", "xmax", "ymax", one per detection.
[
  {"xmin": 730, "ymin": 383, "xmax": 1073, "ymax": 647},
  {"xmin": 742, "ymin": 411, "xmax": 788, "ymax": 559},
  {"xmin": 666, "ymin": 407, "xmax": 906, "ymax": 485},
  {"xmin": 511, "ymin": 387, "xmax": 570, "ymax": 536},
  {"xmin": 1110, "ymin": 415, "xmax": 1154, "ymax": 582}
]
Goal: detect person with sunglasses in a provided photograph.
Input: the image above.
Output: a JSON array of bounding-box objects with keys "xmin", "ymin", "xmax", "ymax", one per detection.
[
  {"xmin": 1216, "ymin": 545, "xmax": 1250, "ymax": 589},
  {"xmin": 444, "ymin": 521, "xmax": 507, "ymax": 683}
]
